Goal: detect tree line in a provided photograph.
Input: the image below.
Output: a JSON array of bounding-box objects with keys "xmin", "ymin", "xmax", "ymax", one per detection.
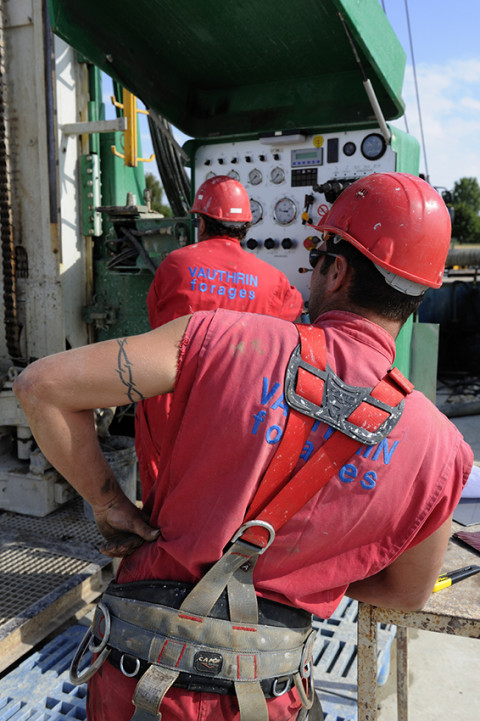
[{"xmin": 444, "ymin": 177, "xmax": 480, "ymax": 244}]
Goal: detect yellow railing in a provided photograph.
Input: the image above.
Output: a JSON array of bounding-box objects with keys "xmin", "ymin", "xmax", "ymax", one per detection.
[{"xmin": 110, "ymin": 89, "xmax": 155, "ymax": 167}]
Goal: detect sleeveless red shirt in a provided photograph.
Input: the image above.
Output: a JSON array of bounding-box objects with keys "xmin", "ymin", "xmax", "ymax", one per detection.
[{"xmin": 121, "ymin": 309, "xmax": 472, "ymax": 618}]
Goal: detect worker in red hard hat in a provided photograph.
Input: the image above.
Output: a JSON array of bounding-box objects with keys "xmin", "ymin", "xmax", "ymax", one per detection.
[
  {"xmin": 14, "ymin": 172, "xmax": 473, "ymax": 721},
  {"xmin": 309, "ymin": 170, "xmax": 450, "ymax": 298},
  {"xmin": 136, "ymin": 175, "xmax": 304, "ymax": 500},
  {"xmin": 147, "ymin": 175, "xmax": 303, "ymax": 328}
]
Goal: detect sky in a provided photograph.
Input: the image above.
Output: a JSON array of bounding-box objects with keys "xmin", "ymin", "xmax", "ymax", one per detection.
[
  {"xmin": 134, "ymin": 0, "xmax": 480, "ymax": 193},
  {"xmin": 381, "ymin": 0, "xmax": 480, "ymax": 191}
]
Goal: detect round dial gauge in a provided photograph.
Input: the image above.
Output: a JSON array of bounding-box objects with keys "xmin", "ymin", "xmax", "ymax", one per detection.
[
  {"xmin": 274, "ymin": 197, "xmax": 297, "ymax": 225},
  {"xmin": 343, "ymin": 141, "xmax": 356, "ymax": 157},
  {"xmin": 248, "ymin": 168, "xmax": 263, "ymax": 185},
  {"xmin": 205, "ymin": 171, "xmax": 216, "ymax": 180},
  {"xmin": 228, "ymin": 169, "xmax": 240, "ymax": 180},
  {"xmin": 250, "ymin": 199, "xmax": 263, "ymax": 225},
  {"xmin": 361, "ymin": 133, "xmax": 386, "ymax": 161},
  {"xmin": 270, "ymin": 166, "xmax": 285, "ymax": 184}
]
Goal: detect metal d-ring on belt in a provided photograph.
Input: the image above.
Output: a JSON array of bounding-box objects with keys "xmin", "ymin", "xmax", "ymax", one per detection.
[
  {"xmin": 70, "ymin": 601, "xmax": 111, "ymax": 684},
  {"xmin": 70, "ymin": 324, "xmax": 413, "ymax": 721}
]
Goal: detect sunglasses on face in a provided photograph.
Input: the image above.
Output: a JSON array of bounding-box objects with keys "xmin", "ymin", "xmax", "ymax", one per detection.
[{"xmin": 309, "ymin": 247, "xmax": 344, "ymax": 269}]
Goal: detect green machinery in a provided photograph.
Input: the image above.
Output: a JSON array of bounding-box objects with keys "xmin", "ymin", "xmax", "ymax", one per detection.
[
  {"xmin": 0, "ymin": 0, "xmax": 435, "ymax": 516},
  {"xmin": 46, "ymin": 0, "xmax": 425, "ymax": 380}
]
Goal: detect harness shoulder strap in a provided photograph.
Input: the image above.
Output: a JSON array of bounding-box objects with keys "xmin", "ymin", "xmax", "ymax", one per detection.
[{"xmin": 241, "ymin": 324, "xmax": 413, "ymax": 548}]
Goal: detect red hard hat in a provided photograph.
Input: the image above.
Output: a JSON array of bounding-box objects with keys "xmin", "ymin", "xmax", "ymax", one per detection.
[
  {"xmin": 312, "ymin": 172, "xmax": 451, "ymax": 290},
  {"xmin": 190, "ymin": 175, "xmax": 252, "ymax": 223}
]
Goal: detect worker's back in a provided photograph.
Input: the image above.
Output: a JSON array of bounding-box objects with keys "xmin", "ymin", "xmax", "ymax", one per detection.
[{"xmin": 128, "ymin": 309, "xmax": 471, "ymax": 615}]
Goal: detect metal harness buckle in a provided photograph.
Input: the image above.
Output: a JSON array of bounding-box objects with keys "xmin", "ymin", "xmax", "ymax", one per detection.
[
  {"xmin": 230, "ymin": 520, "xmax": 276, "ymax": 554},
  {"xmin": 69, "ymin": 601, "xmax": 111, "ymax": 685},
  {"xmin": 120, "ymin": 654, "xmax": 142, "ymax": 678},
  {"xmin": 284, "ymin": 344, "xmax": 404, "ymax": 445},
  {"xmin": 272, "ymin": 676, "xmax": 293, "ymax": 696}
]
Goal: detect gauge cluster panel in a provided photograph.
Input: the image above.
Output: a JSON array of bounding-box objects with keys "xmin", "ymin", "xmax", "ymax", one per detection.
[{"xmin": 193, "ymin": 129, "xmax": 398, "ymax": 305}]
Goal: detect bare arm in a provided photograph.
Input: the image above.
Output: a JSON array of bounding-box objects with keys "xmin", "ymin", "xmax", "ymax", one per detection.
[
  {"xmin": 346, "ymin": 516, "xmax": 453, "ymax": 611},
  {"xmin": 13, "ymin": 315, "xmax": 191, "ymax": 557}
]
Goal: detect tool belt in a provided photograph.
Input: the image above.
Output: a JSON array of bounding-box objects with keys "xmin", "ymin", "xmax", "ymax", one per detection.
[{"xmin": 99, "ymin": 580, "xmax": 312, "ymax": 697}]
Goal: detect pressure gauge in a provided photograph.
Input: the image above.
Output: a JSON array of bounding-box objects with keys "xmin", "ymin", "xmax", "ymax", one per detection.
[
  {"xmin": 274, "ymin": 197, "xmax": 297, "ymax": 225},
  {"xmin": 343, "ymin": 141, "xmax": 356, "ymax": 157},
  {"xmin": 248, "ymin": 168, "xmax": 263, "ymax": 185},
  {"xmin": 270, "ymin": 166, "xmax": 285, "ymax": 184},
  {"xmin": 228, "ymin": 169, "xmax": 240, "ymax": 180},
  {"xmin": 250, "ymin": 199, "xmax": 263, "ymax": 225},
  {"xmin": 360, "ymin": 133, "xmax": 386, "ymax": 161},
  {"xmin": 206, "ymin": 171, "xmax": 216, "ymax": 180}
]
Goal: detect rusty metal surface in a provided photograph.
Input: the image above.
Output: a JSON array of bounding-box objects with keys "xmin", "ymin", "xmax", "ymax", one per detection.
[
  {"xmin": 357, "ymin": 603, "xmax": 378, "ymax": 721},
  {"xmin": 357, "ymin": 521, "xmax": 480, "ymax": 720},
  {"xmin": 396, "ymin": 627, "xmax": 408, "ymax": 721},
  {"xmin": 0, "ymin": 1, "xmax": 21, "ymax": 361}
]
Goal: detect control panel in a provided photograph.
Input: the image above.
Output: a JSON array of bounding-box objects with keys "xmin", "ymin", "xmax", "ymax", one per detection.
[{"xmin": 193, "ymin": 129, "xmax": 399, "ymax": 306}]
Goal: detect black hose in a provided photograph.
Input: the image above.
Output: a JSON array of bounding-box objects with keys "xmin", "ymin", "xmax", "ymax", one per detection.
[{"xmin": 147, "ymin": 114, "xmax": 190, "ymax": 218}]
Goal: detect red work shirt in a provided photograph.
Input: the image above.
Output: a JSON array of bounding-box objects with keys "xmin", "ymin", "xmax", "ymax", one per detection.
[
  {"xmin": 146, "ymin": 236, "xmax": 304, "ymax": 326},
  {"xmin": 90, "ymin": 309, "xmax": 472, "ymax": 721},
  {"xmin": 136, "ymin": 236, "xmax": 304, "ymax": 499},
  {"xmin": 125, "ymin": 309, "xmax": 472, "ymax": 611}
]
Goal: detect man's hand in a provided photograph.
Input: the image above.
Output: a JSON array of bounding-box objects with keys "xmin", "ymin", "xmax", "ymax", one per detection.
[{"xmin": 93, "ymin": 494, "xmax": 161, "ymax": 557}]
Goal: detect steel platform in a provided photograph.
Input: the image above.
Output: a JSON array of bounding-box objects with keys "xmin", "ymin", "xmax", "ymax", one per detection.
[{"xmin": 0, "ymin": 497, "xmax": 114, "ymax": 673}]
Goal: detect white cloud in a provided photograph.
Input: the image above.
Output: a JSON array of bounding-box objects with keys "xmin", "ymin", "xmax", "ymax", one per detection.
[
  {"xmin": 399, "ymin": 59, "xmax": 480, "ymax": 188},
  {"xmin": 461, "ymin": 97, "xmax": 480, "ymax": 111}
]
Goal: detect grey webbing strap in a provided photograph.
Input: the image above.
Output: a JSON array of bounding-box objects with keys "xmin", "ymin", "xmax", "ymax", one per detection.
[
  {"xmin": 101, "ymin": 594, "xmax": 309, "ymax": 677},
  {"xmin": 227, "ymin": 557, "xmax": 259, "ymax": 624},
  {"xmin": 177, "ymin": 541, "xmax": 270, "ymax": 721},
  {"xmin": 228, "ymin": 561, "xmax": 265, "ymax": 719},
  {"xmin": 179, "ymin": 539, "xmax": 262, "ymax": 617},
  {"xmin": 234, "ymin": 681, "xmax": 269, "ymax": 721},
  {"xmin": 123, "ymin": 520, "xmax": 301, "ymax": 721},
  {"xmin": 131, "ymin": 665, "xmax": 179, "ymax": 721}
]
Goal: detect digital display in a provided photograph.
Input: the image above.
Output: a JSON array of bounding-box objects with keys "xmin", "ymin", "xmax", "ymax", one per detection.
[
  {"xmin": 291, "ymin": 148, "xmax": 323, "ymax": 167},
  {"xmin": 296, "ymin": 151, "xmax": 318, "ymax": 160}
]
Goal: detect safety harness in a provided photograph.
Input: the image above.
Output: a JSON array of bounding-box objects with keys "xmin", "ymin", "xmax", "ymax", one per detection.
[{"xmin": 70, "ymin": 324, "xmax": 413, "ymax": 721}]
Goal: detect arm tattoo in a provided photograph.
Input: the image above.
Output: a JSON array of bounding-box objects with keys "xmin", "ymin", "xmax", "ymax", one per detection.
[{"xmin": 115, "ymin": 338, "xmax": 145, "ymax": 402}]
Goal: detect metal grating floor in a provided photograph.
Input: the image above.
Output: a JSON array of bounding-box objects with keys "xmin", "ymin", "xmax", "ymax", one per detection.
[
  {"xmin": 312, "ymin": 596, "xmax": 396, "ymax": 708},
  {"xmin": 0, "ymin": 544, "xmax": 87, "ymax": 624},
  {"xmin": 0, "ymin": 498, "xmax": 114, "ymax": 673},
  {"xmin": 0, "ymin": 497, "xmax": 105, "ymax": 548}
]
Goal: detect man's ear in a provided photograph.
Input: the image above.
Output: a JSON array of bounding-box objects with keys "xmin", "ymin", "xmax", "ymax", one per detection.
[
  {"xmin": 327, "ymin": 255, "xmax": 350, "ymax": 292},
  {"xmin": 197, "ymin": 216, "xmax": 206, "ymax": 240}
]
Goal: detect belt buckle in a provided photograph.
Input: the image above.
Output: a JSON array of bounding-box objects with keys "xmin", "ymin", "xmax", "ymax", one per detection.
[{"xmin": 272, "ymin": 676, "xmax": 292, "ymax": 696}]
